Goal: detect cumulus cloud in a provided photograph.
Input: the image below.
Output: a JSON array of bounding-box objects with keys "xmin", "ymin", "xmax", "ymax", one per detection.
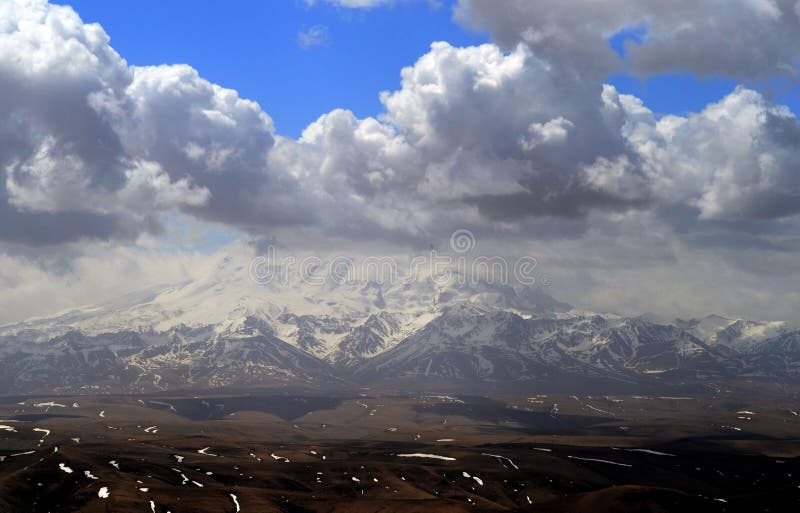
[
  {"xmin": 2, "ymin": 0, "xmax": 799, "ymax": 245},
  {"xmin": 113, "ymin": 64, "xmax": 316, "ymax": 230},
  {"xmin": 619, "ymin": 86, "xmax": 800, "ymax": 221},
  {"xmin": 277, "ymin": 42, "xmax": 646, "ymax": 238},
  {"xmin": 0, "ymin": 0, "xmax": 316, "ymax": 245},
  {"xmin": 2, "ymin": 0, "xmax": 800, "ymax": 322},
  {"xmin": 11, "ymin": 0, "xmax": 798, "ymax": 250},
  {"xmin": 0, "ymin": 0, "xmax": 209, "ymax": 244},
  {"xmin": 455, "ymin": 0, "xmax": 800, "ymax": 81}
]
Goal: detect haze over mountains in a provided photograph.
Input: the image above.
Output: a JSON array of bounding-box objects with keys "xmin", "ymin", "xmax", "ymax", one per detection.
[{"xmin": 1, "ymin": 256, "xmax": 797, "ymax": 396}]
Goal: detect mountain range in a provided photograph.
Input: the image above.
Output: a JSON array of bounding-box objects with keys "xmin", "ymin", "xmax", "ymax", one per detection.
[{"xmin": 0, "ymin": 256, "xmax": 798, "ymax": 395}]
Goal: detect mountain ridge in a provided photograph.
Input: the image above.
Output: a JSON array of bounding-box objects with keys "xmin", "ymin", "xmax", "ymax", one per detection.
[{"xmin": 1, "ymin": 259, "xmax": 798, "ymax": 395}]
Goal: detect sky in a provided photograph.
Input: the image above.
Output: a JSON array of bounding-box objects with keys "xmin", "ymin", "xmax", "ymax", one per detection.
[
  {"xmin": 56, "ymin": 0, "xmax": 487, "ymax": 138},
  {"xmin": 2, "ymin": 0, "xmax": 800, "ymax": 324},
  {"xmin": 53, "ymin": 0, "xmax": 800, "ymax": 136}
]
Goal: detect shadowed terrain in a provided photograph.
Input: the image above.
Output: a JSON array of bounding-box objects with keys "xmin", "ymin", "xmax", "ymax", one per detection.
[{"xmin": 1, "ymin": 389, "xmax": 799, "ymax": 512}]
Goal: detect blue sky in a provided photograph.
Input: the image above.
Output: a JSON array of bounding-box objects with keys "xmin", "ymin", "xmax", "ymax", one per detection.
[
  {"xmin": 58, "ymin": 0, "xmax": 799, "ymax": 138},
  {"xmin": 60, "ymin": 0, "xmax": 485, "ymax": 137},
  {"xmin": 608, "ymin": 27, "xmax": 800, "ymax": 118}
]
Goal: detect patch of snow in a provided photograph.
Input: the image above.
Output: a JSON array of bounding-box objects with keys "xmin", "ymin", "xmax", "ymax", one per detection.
[
  {"xmin": 34, "ymin": 402, "xmax": 65, "ymax": 408},
  {"xmin": 481, "ymin": 453, "xmax": 519, "ymax": 469},
  {"xmin": 197, "ymin": 447, "xmax": 217, "ymax": 457},
  {"xmin": 584, "ymin": 404, "xmax": 613, "ymax": 416},
  {"xmin": 621, "ymin": 448, "xmax": 674, "ymax": 457},
  {"xmin": 172, "ymin": 468, "xmax": 189, "ymax": 485},
  {"xmin": 567, "ymin": 456, "xmax": 632, "ymax": 467},
  {"xmin": 149, "ymin": 401, "xmax": 176, "ymax": 412},
  {"xmin": 396, "ymin": 453, "xmax": 456, "ymax": 461},
  {"xmin": 33, "ymin": 428, "xmax": 50, "ymax": 443},
  {"xmin": 424, "ymin": 395, "xmax": 464, "ymax": 404}
]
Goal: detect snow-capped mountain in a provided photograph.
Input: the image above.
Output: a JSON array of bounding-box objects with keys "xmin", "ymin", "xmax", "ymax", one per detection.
[
  {"xmin": 0, "ymin": 255, "xmax": 798, "ymax": 395},
  {"xmin": 681, "ymin": 315, "xmax": 788, "ymax": 353}
]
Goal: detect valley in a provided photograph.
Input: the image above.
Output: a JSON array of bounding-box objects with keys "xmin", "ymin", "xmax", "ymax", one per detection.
[{"xmin": 1, "ymin": 390, "xmax": 798, "ymax": 512}]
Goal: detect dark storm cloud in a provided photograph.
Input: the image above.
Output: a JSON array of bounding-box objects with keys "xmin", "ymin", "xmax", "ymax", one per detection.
[
  {"xmin": 0, "ymin": 203, "xmax": 123, "ymax": 245},
  {"xmin": 464, "ymin": 186, "xmax": 649, "ymax": 221}
]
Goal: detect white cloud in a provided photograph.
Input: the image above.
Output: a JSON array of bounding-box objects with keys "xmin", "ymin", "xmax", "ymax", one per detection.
[
  {"xmin": 305, "ymin": 0, "xmax": 397, "ymax": 8},
  {"xmin": 2, "ymin": 0, "xmax": 798, "ymax": 242},
  {"xmin": 0, "ymin": 240, "xmax": 230, "ymax": 326},
  {"xmin": 618, "ymin": 86, "xmax": 800, "ymax": 220},
  {"xmin": 2, "ymin": 0, "xmax": 800, "ymax": 322},
  {"xmin": 298, "ymin": 24, "xmax": 329, "ymax": 49},
  {"xmin": 520, "ymin": 117, "xmax": 573, "ymax": 151},
  {"xmin": 0, "ymin": 0, "xmax": 208, "ymax": 243}
]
